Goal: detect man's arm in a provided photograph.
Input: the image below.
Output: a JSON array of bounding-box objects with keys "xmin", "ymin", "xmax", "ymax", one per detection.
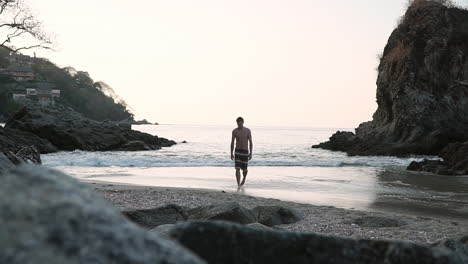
[
  {"xmin": 248, "ymin": 129, "xmax": 253, "ymax": 160},
  {"xmin": 230, "ymin": 130, "xmax": 235, "ymax": 160}
]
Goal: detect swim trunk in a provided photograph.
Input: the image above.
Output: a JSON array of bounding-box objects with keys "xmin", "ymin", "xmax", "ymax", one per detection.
[{"xmin": 234, "ymin": 149, "xmax": 249, "ymax": 170}]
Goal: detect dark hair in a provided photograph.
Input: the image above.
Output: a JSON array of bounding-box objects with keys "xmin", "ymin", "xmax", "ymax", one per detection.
[{"xmin": 236, "ymin": 117, "xmax": 244, "ymax": 123}]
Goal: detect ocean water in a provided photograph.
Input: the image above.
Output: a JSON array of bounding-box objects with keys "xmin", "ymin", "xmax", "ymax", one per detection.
[{"xmin": 41, "ymin": 124, "xmax": 468, "ymax": 220}]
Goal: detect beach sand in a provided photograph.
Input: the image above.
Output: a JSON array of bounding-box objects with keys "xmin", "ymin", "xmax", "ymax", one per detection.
[{"xmin": 88, "ymin": 181, "xmax": 468, "ymax": 244}]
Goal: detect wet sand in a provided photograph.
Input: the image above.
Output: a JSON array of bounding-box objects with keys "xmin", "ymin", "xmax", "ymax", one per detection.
[
  {"xmin": 88, "ymin": 180, "xmax": 468, "ymax": 244},
  {"xmin": 65, "ymin": 166, "xmax": 468, "ymax": 221}
]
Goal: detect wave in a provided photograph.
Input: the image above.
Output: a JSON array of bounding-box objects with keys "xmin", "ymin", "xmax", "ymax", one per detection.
[{"xmin": 42, "ymin": 150, "xmax": 428, "ymax": 168}]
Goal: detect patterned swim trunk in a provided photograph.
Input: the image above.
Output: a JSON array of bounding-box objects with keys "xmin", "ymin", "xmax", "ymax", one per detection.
[{"xmin": 234, "ymin": 149, "xmax": 249, "ymax": 170}]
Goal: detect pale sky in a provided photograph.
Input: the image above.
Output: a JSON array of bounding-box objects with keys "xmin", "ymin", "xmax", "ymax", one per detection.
[{"xmin": 26, "ymin": 0, "xmax": 468, "ymax": 127}]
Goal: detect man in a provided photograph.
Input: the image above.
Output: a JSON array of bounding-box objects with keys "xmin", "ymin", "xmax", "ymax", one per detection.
[{"xmin": 230, "ymin": 117, "xmax": 253, "ymax": 186}]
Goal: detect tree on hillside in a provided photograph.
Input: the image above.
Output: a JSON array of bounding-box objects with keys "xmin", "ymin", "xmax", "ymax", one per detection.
[{"xmin": 0, "ymin": 0, "xmax": 53, "ymax": 53}]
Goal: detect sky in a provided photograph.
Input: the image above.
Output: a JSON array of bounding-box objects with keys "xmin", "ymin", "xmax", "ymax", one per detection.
[{"xmin": 26, "ymin": 0, "xmax": 468, "ymax": 127}]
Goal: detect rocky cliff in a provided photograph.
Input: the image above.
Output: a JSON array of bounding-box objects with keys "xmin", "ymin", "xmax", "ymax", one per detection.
[
  {"xmin": 5, "ymin": 105, "xmax": 176, "ymax": 152},
  {"xmin": 314, "ymin": 1, "xmax": 468, "ymax": 156}
]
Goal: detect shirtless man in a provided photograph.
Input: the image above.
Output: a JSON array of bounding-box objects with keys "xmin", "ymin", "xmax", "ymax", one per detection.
[{"xmin": 230, "ymin": 117, "xmax": 253, "ymax": 186}]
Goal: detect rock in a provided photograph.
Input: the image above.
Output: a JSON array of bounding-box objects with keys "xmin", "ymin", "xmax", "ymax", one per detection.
[
  {"xmin": 246, "ymin": 223, "xmax": 274, "ymax": 231},
  {"xmin": 182, "ymin": 140, "xmax": 188, "ymax": 144},
  {"xmin": 133, "ymin": 119, "xmax": 153, "ymax": 125},
  {"xmin": 431, "ymin": 236, "xmax": 468, "ymax": 260},
  {"xmin": 0, "ymin": 126, "xmax": 57, "ymax": 154},
  {"xmin": 187, "ymin": 202, "xmax": 256, "ymax": 224},
  {"xmin": 123, "ymin": 204, "xmax": 188, "ymax": 229},
  {"xmin": 1, "ymin": 146, "xmax": 41, "ymax": 165},
  {"xmin": 0, "ymin": 166, "xmax": 204, "ymax": 264},
  {"xmin": 314, "ymin": 2, "xmax": 468, "ymax": 156},
  {"xmin": 168, "ymin": 221, "xmax": 468, "ymax": 264},
  {"xmin": 0, "ymin": 153, "xmax": 14, "ymax": 174},
  {"xmin": 352, "ymin": 216, "xmax": 407, "ymax": 228},
  {"xmin": 407, "ymin": 141, "xmax": 468, "ymax": 175},
  {"xmin": 115, "ymin": 140, "xmax": 154, "ymax": 151},
  {"xmin": 14, "ymin": 146, "xmax": 41, "ymax": 164},
  {"xmin": 151, "ymin": 224, "xmax": 176, "ymax": 236},
  {"xmin": 5, "ymin": 105, "xmax": 176, "ymax": 151},
  {"xmin": 251, "ymin": 206, "xmax": 303, "ymax": 227}
]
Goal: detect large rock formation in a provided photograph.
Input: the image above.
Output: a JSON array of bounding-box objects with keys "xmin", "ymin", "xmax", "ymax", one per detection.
[
  {"xmin": 5, "ymin": 105, "xmax": 176, "ymax": 151},
  {"xmin": 0, "ymin": 166, "xmax": 204, "ymax": 264},
  {"xmin": 168, "ymin": 221, "xmax": 468, "ymax": 264},
  {"xmin": 314, "ymin": 1, "xmax": 468, "ymax": 156}
]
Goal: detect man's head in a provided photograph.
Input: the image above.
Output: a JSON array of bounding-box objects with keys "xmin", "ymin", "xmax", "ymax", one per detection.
[{"xmin": 236, "ymin": 117, "xmax": 244, "ymax": 128}]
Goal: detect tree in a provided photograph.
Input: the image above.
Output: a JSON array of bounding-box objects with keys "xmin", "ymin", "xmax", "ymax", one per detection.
[{"xmin": 0, "ymin": 0, "xmax": 53, "ymax": 53}]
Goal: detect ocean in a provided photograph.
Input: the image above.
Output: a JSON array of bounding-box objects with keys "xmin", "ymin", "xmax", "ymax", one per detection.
[{"xmin": 39, "ymin": 124, "xmax": 468, "ymax": 220}]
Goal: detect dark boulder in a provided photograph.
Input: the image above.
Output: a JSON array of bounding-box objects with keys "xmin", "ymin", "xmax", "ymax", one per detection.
[
  {"xmin": 407, "ymin": 141, "xmax": 468, "ymax": 175},
  {"xmin": 0, "ymin": 126, "xmax": 57, "ymax": 154},
  {"xmin": 123, "ymin": 204, "xmax": 188, "ymax": 229},
  {"xmin": 0, "ymin": 166, "xmax": 204, "ymax": 264},
  {"xmin": 187, "ymin": 202, "xmax": 256, "ymax": 224},
  {"xmin": 251, "ymin": 205, "xmax": 303, "ymax": 227},
  {"xmin": 115, "ymin": 140, "xmax": 154, "ymax": 151},
  {"xmin": 151, "ymin": 224, "xmax": 176, "ymax": 236},
  {"xmin": 5, "ymin": 106, "xmax": 176, "ymax": 151},
  {"xmin": 168, "ymin": 221, "xmax": 468, "ymax": 264},
  {"xmin": 314, "ymin": 2, "xmax": 468, "ymax": 156}
]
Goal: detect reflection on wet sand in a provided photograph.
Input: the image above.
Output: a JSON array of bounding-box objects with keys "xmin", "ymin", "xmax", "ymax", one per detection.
[{"xmin": 370, "ymin": 169, "xmax": 468, "ymax": 220}]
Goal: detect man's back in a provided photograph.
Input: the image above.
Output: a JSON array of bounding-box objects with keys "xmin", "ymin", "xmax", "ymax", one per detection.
[{"xmin": 233, "ymin": 127, "xmax": 251, "ymax": 150}]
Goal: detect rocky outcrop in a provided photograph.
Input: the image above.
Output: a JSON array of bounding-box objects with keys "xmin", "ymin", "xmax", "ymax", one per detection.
[
  {"xmin": 123, "ymin": 204, "xmax": 189, "ymax": 229},
  {"xmin": 408, "ymin": 141, "xmax": 468, "ymax": 175},
  {"xmin": 5, "ymin": 106, "xmax": 176, "ymax": 151},
  {"xmin": 168, "ymin": 221, "xmax": 468, "ymax": 264},
  {"xmin": 187, "ymin": 202, "xmax": 257, "ymax": 224},
  {"xmin": 0, "ymin": 126, "xmax": 57, "ymax": 154},
  {"xmin": 0, "ymin": 166, "xmax": 204, "ymax": 264},
  {"xmin": 251, "ymin": 205, "xmax": 303, "ymax": 227},
  {"xmin": 314, "ymin": 1, "xmax": 468, "ymax": 156}
]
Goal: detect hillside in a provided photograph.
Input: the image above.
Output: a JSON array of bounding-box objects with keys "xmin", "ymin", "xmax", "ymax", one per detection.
[{"xmin": 0, "ymin": 49, "xmax": 134, "ymax": 122}]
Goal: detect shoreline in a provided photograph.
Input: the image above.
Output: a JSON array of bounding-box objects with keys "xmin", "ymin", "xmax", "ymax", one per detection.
[{"xmin": 87, "ymin": 180, "xmax": 468, "ymax": 244}]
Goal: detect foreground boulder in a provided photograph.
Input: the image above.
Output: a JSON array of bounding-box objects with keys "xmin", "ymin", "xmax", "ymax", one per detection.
[
  {"xmin": 252, "ymin": 205, "xmax": 303, "ymax": 227},
  {"xmin": 187, "ymin": 202, "xmax": 256, "ymax": 224},
  {"xmin": 408, "ymin": 141, "xmax": 468, "ymax": 175},
  {"xmin": 5, "ymin": 106, "xmax": 176, "ymax": 151},
  {"xmin": 123, "ymin": 204, "xmax": 189, "ymax": 229},
  {"xmin": 0, "ymin": 166, "xmax": 204, "ymax": 264},
  {"xmin": 168, "ymin": 221, "xmax": 468, "ymax": 264},
  {"xmin": 314, "ymin": 1, "xmax": 468, "ymax": 156}
]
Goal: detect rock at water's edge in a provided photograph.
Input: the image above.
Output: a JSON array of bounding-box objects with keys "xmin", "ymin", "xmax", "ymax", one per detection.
[{"xmin": 5, "ymin": 106, "xmax": 176, "ymax": 151}]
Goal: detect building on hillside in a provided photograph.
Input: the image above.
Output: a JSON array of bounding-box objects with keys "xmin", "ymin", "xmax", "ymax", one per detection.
[
  {"xmin": 3, "ymin": 65, "xmax": 35, "ymax": 82},
  {"xmin": 12, "ymin": 82, "xmax": 60, "ymax": 106},
  {"xmin": 8, "ymin": 53, "xmax": 35, "ymax": 66},
  {"xmin": 12, "ymin": 87, "xmax": 27, "ymax": 101}
]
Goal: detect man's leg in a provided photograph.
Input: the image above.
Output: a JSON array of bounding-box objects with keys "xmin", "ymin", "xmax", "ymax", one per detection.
[
  {"xmin": 240, "ymin": 168, "xmax": 248, "ymax": 186},
  {"xmin": 235, "ymin": 168, "xmax": 241, "ymax": 186}
]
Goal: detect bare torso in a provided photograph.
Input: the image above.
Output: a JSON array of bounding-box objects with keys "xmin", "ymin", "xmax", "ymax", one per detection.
[{"xmin": 233, "ymin": 127, "xmax": 251, "ymax": 150}]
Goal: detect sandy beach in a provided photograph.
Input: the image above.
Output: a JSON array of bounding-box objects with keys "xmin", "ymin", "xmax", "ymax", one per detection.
[{"xmin": 88, "ymin": 180, "xmax": 468, "ymax": 245}]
